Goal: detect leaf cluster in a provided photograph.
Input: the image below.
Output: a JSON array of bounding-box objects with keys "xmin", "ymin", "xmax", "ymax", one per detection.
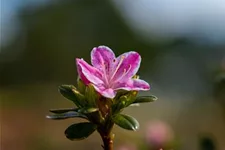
[{"xmin": 46, "ymin": 80, "xmax": 157, "ymax": 141}]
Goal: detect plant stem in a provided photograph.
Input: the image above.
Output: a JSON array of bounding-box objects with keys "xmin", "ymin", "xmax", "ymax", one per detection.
[
  {"xmin": 98, "ymin": 120, "xmax": 114, "ymax": 150},
  {"xmin": 98, "ymin": 128, "xmax": 114, "ymax": 150},
  {"xmin": 97, "ymin": 97, "xmax": 114, "ymax": 150}
]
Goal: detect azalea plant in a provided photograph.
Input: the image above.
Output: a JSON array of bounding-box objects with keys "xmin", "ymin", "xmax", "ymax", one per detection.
[{"xmin": 47, "ymin": 46, "xmax": 157, "ymax": 150}]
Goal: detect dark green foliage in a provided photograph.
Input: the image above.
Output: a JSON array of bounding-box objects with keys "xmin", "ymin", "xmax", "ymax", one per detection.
[
  {"xmin": 65, "ymin": 122, "xmax": 97, "ymax": 140},
  {"xmin": 112, "ymin": 91, "xmax": 138, "ymax": 113},
  {"xmin": 58, "ymin": 85, "xmax": 86, "ymax": 107},
  {"xmin": 112, "ymin": 114, "xmax": 139, "ymax": 131},
  {"xmin": 47, "ymin": 81, "xmax": 157, "ymax": 142},
  {"xmin": 49, "ymin": 108, "xmax": 78, "ymax": 114},
  {"xmin": 133, "ymin": 95, "xmax": 158, "ymax": 103},
  {"xmin": 46, "ymin": 111, "xmax": 87, "ymax": 120}
]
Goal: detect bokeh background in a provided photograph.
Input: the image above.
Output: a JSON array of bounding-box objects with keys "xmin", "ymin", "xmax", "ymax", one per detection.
[{"xmin": 1, "ymin": 0, "xmax": 225, "ymax": 150}]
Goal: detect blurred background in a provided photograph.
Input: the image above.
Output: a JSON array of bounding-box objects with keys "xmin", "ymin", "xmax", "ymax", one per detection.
[{"xmin": 1, "ymin": 0, "xmax": 225, "ymax": 150}]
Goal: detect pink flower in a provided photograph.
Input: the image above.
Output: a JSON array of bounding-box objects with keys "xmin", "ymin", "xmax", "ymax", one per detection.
[
  {"xmin": 145, "ymin": 121, "xmax": 174, "ymax": 147},
  {"xmin": 76, "ymin": 46, "xmax": 150, "ymax": 99}
]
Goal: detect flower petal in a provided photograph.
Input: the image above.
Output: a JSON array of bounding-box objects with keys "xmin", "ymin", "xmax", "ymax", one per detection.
[
  {"xmin": 114, "ymin": 79, "xmax": 150, "ymax": 91},
  {"xmin": 131, "ymin": 79, "xmax": 150, "ymax": 91},
  {"xmin": 76, "ymin": 58, "xmax": 104, "ymax": 85},
  {"xmin": 94, "ymin": 85, "xmax": 116, "ymax": 99},
  {"xmin": 91, "ymin": 46, "xmax": 116, "ymax": 76},
  {"xmin": 113, "ymin": 80, "xmax": 133, "ymax": 91},
  {"xmin": 76, "ymin": 59, "xmax": 90, "ymax": 85},
  {"xmin": 111, "ymin": 51, "xmax": 141, "ymax": 82}
]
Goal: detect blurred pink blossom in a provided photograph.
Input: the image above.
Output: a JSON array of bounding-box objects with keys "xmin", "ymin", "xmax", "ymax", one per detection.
[
  {"xmin": 145, "ymin": 121, "xmax": 174, "ymax": 148},
  {"xmin": 116, "ymin": 144, "xmax": 137, "ymax": 150}
]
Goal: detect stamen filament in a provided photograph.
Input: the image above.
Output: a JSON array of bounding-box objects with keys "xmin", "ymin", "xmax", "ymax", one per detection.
[
  {"xmin": 110, "ymin": 55, "xmax": 125, "ymax": 81},
  {"xmin": 113, "ymin": 64, "xmax": 132, "ymax": 83}
]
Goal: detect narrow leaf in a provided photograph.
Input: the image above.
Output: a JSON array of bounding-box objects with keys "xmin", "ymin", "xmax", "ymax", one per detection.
[
  {"xmin": 133, "ymin": 95, "xmax": 158, "ymax": 103},
  {"xmin": 49, "ymin": 108, "xmax": 78, "ymax": 114},
  {"xmin": 78, "ymin": 107, "xmax": 99, "ymax": 114},
  {"xmin": 46, "ymin": 112, "xmax": 87, "ymax": 120},
  {"xmin": 65, "ymin": 122, "xmax": 97, "ymax": 140},
  {"xmin": 113, "ymin": 114, "xmax": 139, "ymax": 131}
]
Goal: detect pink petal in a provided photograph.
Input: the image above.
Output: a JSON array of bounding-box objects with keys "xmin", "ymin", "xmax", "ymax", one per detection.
[
  {"xmin": 114, "ymin": 79, "xmax": 150, "ymax": 91},
  {"xmin": 94, "ymin": 85, "xmax": 116, "ymax": 99},
  {"xmin": 113, "ymin": 80, "xmax": 133, "ymax": 91},
  {"xmin": 76, "ymin": 58, "xmax": 104, "ymax": 85},
  {"xmin": 112, "ymin": 52, "xmax": 141, "ymax": 82},
  {"xmin": 76, "ymin": 59, "xmax": 90, "ymax": 85},
  {"xmin": 131, "ymin": 79, "xmax": 150, "ymax": 91},
  {"xmin": 91, "ymin": 46, "xmax": 116, "ymax": 76}
]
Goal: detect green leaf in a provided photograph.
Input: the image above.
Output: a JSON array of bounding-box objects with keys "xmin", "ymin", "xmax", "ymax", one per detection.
[
  {"xmin": 85, "ymin": 84, "xmax": 98, "ymax": 107},
  {"xmin": 112, "ymin": 95, "xmax": 127, "ymax": 113},
  {"xmin": 78, "ymin": 107, "xmax": 103, "ymax": 124},
  {"xmin": 133, "ymin": 95, "xmax": 157, "ymax": 103},
  {"xmin": 77, "ymin": 79, "xmax": 86, "ymax": 94},
  {"xmin": 72, "ymin": 88, "xmax": 87, "ymax": 105},
  {"xmin": 78, "ymin": 107, "xmax": 99, "ymax": 114},
  {"xmin": 112, "ymin": 91, "xmax": 138, "ymax": 113},
  {"xmin": 58, "ymin": 85, "xmax": 86, "ymax": 107},
  {"xmin": 112, "ymin": 114, "xmax": 139, "ymax": 131},
  {"xmin": 46, "ymin": 112, "xmax": 87, "ymax": 120},
  {"xmin": 49, "ymin": 108, "xmax": 78, "ymax": 114},
  {"xmin": 114, "ymin": 90, "xmax": 130, "ymax": 100},
  {"xmin": 65, "ymin": 122, "xmax": 97, "ymax": 140}
]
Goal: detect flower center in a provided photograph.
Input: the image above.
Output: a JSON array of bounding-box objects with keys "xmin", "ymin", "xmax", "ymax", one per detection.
[{"xmin": 100, "ymin": 55, "xmax": 132, "ymax": 89}]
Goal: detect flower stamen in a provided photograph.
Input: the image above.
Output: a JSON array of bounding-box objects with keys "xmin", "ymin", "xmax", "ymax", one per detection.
[
  {"xmin": 110, "ymin": 55, "xmax": 125, "ymax": 81},
  {"xmin": 113, "ymin": 64, "xmax": 132, "ymax": 83}
]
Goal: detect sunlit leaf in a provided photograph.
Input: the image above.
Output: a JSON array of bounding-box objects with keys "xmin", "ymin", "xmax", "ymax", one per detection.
[
  {"xmin": 112, "ymin": 95, "xmax": 127, "ymax": 113},
  {"xmin": 78, "ymin": 107, "xmax": 99, "ymax": 114},
  {"xmin": 65, "ymin": 122, "xmax": 97, "ymax": 140},
  {"xmin": 112, "ymin": 91, "xmax": 138, "ymax": 113}
]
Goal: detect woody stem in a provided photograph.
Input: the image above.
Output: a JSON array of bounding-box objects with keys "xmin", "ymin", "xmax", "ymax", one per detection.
[
  {"xmin": 98, "ymin": 123, "xmax": 114, "ymax": 150},
  {"xmin": 96, "ymin": 97, "xmax": 114, "ymax": 150}
]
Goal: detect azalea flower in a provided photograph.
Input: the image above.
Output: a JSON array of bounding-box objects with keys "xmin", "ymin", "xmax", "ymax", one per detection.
[{"xmin": 76, "ymin": 46, "xmax": 150, "ymax": 99}]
